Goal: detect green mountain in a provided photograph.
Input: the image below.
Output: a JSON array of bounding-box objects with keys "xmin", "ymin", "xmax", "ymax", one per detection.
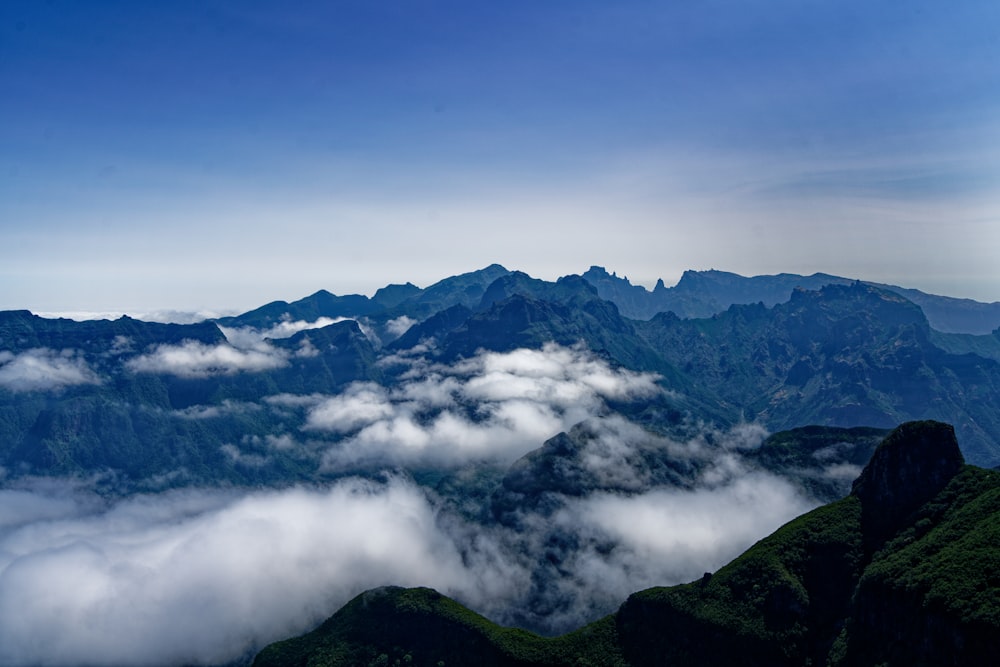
[{"xmin": 253, "ymin": 421, "xmax": 1000, "ymax": 666}]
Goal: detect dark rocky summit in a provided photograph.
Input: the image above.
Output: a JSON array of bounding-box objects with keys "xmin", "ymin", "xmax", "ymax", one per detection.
[{"xmin": 851, "ymin": 420, "xmax": 965, "ymax": 547}]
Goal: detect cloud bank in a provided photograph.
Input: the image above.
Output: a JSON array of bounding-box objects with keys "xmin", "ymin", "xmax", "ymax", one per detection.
[
  {"xmin": 0, "ymin": 436, "xmax": 816, "ymax": 667},
  {"xmin": 126, "ymin": 341, "xmax": 289, "ymax": 378},
  {"xmin": 0, "ymin": 479, "xmax": 477, "ymax": 667},
  {"xmin": 0, "ymin": 348, "xmax": 100, "ymax": 392},
  {"xmin": 0, "ymin": 342, "xmax": 825, "ymax": 665},
  {"xmin": 124, "ymin": 316, "xmax": 363, "ymax": 379},
  {"xmin": 309, "ymin": 343, "xmax": 663, "ymax": 469}
]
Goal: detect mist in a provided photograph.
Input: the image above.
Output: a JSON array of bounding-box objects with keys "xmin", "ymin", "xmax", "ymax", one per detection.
[
  {"xmin": 313, "ymin": 342, "xmax": 663, "ymax": 469},
  {"xmin": 0, "ymin": 348, "xmax": 100, "ymax": 392},
  {"xmin": 0, "ymin": 340, "xmax": 823, "ymax": 665},
  {"xmin": 0, "ymin": 423, "xmax": 817, "ymax": 667}
]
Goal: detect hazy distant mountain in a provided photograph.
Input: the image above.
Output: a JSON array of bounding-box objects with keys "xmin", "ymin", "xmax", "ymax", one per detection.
[
  {"xmin": 582, "ymin": 265, "xmax": 1000, "ymax": 334},
  {"xmin": 253, "ymin": 421, "xmax": 1000, "ymax": 666}
]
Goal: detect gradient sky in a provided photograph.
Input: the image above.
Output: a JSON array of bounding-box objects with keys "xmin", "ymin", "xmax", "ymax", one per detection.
[{"xmin": 2, "ymin": 0, "xmax": 999, "ymax": 313}]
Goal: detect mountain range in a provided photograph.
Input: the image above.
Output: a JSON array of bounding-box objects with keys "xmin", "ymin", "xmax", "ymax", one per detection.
[
  {"xmin": 3, "ymin": 264, "xmax": 999, "ymax": 489},
  {"xmin": 3, "ymin": 265, "xmax": 1000, "ymax": 665}
]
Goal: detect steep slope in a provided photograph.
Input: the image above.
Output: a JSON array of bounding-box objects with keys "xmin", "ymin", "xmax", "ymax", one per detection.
[
  {"xmin": 253, "ymin": 421, "xmax": 1000, "ymax": 666},
  {"xmin": 616, "ymin": 421, "xmax": 971, "ymax": 666}
]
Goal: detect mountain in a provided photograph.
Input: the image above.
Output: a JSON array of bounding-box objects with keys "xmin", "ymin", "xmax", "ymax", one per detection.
[
  {"xmin": 0, "ymin": 315, "xmax": 380, "ymax": 489},
  {"xmin": 216, "ymin": 265, "xmax": 511, "ymax": 336},
  {"xmin": 253, "ymin": 421, "xmax": 1000, "ymax": 666},
  {"xmin": 215, "ymin": 290, "xmax": 382, "ymax": 330},
  {"xmin": 0, "ymin": 309, "xmax": 226, "ymax": 353},
  {"xmin": 635, "ymin": 282, "xmax": 1000, "ymax": 466},
  {"xmin": 745, "ymin": 425, "xmax": 889, "ymax": 501},
  {"xmin": 582, "ymin": 266, "xmax": 1000, "ymax": 334},
  {"xmin": 4, "ymin": 267, "xmax": 1000, "ymax": 489}
]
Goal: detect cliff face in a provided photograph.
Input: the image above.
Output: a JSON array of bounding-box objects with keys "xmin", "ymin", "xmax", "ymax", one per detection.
[
  {"xmin": 838, "ymin": 462, "xmax": 1000, "ymax": 666},
  {"xmin": 851, "ymin": 420, "xmax": 965, "ymax": 548}
]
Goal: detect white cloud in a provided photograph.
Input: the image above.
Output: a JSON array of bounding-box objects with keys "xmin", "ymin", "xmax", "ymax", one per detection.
[
  {"xmin": 0, "ymin": 479, "xmax": 478, "ymax": 667},
  {"xmin": 304, "ymin": 383, "xmax": 395, "ymax": 433},
  {"xmin": 385, "ymin": 315, "xmax": 416, "ymax": 337},
  {"xmin": 171, "ymin": 400, "xmax": 259, "ymax": 420},
  {"xmin": 264, "ymin": 393, "xmax": 328, "ymax": 409},
  {"xmin": 312, "ymin": 343, "xmax": 663, "ymax": 469},
  {"xmin": 0, "ymin": 349, "xmax": 100, "ymax": 392},
  {"xmin": 0, "ymin": 422, "xmax": 825, "ymax": 666},
  {"xmin": 126, "ymin": 341, "xmax": 288, "ymax": 378},
  {"xmin": 821, "ymin": 462, "xmax": 864, "ymax": 481},
  {"xmin": 219, "ymin": 444, "xmax": 270, "ymax": 468},
  {"xmin": 219, "ymin": 317, "xmax": 350, "ymax": 350},
  {"xmin": 570, "ymin": 472, "xmax": 813, "ymax": 577}
]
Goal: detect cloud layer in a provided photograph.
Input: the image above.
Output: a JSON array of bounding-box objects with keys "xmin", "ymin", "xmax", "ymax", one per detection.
[
  {"xmin": 0, "ymin": 479, "xmax": 475, "ymax": 667},
  {"xmin": 0, "ymin": 342, "xmax": 823, "ymax": 665},
  {"xmin": 0, "ymin": 449, "xmax": 814, "ymax": 667},
  {"xmin": 126, "ymin": 341, "xmax": 289, "ymax": 378},
  {"xmin": 309, "ymin": 343, "xmax": 662, "ymax": 469},
  {"xmin": 0, "ymin": 348, "xmax": 100, "ymax": 392}
]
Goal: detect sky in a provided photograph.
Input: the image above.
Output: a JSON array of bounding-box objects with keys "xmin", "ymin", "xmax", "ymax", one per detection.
[{"xmin": 2, "ymin": 0, "xmax": 999, "ymax": 313}]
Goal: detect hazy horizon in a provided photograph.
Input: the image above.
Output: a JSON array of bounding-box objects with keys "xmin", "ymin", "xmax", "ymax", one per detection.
[{"xmin": 4, "ymin": 1, "xmax": 999, "ymax": 309}]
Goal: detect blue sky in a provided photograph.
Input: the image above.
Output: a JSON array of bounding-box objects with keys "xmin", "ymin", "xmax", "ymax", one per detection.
[{"xmin": 2, "ymin": 0, "xmax": 999, "ymax": 312}]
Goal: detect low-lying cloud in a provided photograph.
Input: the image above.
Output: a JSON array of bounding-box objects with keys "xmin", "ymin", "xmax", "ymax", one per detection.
[
  {"xmin": 219, "ymin": 317, "xmax": 350, "ymax": 349},
  {"xmin": 0, "ymin": 436, "xmax": 817, "ymax": 667},
  {"xmin": 126, "ymin": 341, "xmax": 289, "ymax": 378},
  {"xmin": 0, "ymin": 339, "xmax": 833, "ymax": 665},
  {"xmin": 0, "ymin": 479, "xmax": 477, "ymax": 667},
  {"xmin": 0, "ymin": 348, "xmax": 100, "ymax": 392},
  {"xmin": 309, "ymin": 343, "xmax": 663, "ymax": 469},
  {"xmin": 125, "ymin": 316, "xmax": 369, "ymax": 379},
  {"xmin": 385, "ymin": 315, "xmax": 416, "ymax": 337}
]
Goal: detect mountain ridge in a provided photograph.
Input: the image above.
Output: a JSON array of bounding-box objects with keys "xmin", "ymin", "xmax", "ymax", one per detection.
[{"xmin": 582, "ymin": 265, "xmax": 1000, "ymax": 334}]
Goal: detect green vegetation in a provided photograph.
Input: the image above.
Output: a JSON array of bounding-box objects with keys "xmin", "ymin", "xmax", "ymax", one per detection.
[{"xmin": 253, "ymin": 587, "xmax": 626, "ymax": 667}]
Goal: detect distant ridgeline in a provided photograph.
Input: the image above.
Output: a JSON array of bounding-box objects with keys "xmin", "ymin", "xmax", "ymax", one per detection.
[
  {"xmin": 2, "ymin": 264, "xmax": 1000, "ymax": 489},
  {"xmin": 581, "ymin": 265, "xmax": 1000, "ymax": 335},
  {"xmin": 254, "ymin": 421, "xmax": 1000, "ymax": 666}
]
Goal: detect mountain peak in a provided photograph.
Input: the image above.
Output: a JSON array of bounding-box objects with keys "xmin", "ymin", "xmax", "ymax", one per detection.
[{"xmin": 851, "ymin": 420, "xmax": 964, "ymax": 543}]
